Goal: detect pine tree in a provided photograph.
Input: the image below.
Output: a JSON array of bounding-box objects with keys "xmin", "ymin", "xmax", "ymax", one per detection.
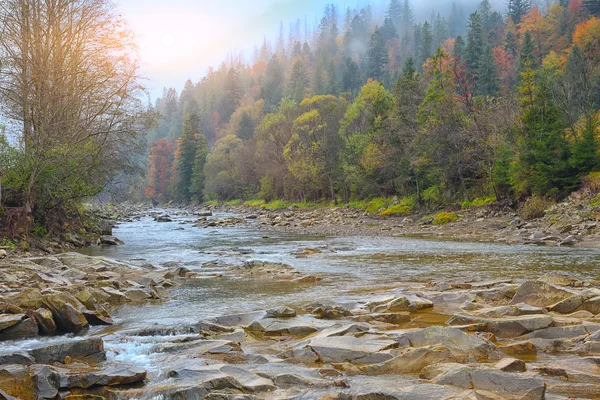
[
  {"xmin": 171, "ymin": 108, "xmax": 200, "ymax": 202},
  {"xmin": 325, "ymin": 61, "xmax": 339, "ymax": 95},
  {"xmin": 418, "ymin": 22, "xmax": 433, "ymax": 67},
  {"xmin": 400, "ymin": 0, "xmax": 414, "ymax": 36},
  {"xmin": 508, "ymin": 0, "xmax": 531, "ymax": 24},
  {"xmin": 583, "ymin": 0, "xmax": 600, "ymax": 15},
  {"xmin": 341, "ymin": 57, "xmax": 362, "ymax": 94},
  {"xmin": 237, "ymin": 112, "xmax": 255, "ymax": 141},
  {"xmin": 387, "ymin": 0, "xmax": 402, "ymax": 30},
  {"xmin": 367, "ymin": 27, "xmax": 389, "ymax": 80},
  {"xmin": 287, "ymin": 59, "xmax": 309, "ymax": 104},
  {"xmin": 261, "ymin": 56, "xmax": 284, "ymax": 111},
  {"xmin": 454, "ymin": 35, "xmax": 465, "ymax": 59},
  {"xmin": 189, "ymin": 133, "xmax": 208, "ymax": 202},
  {"xmin": 312, "ymin": 62, "xmax": 326, "ymax": 95},
  {"xmin": 477, "ymin": 45, "xmax": 500, "ymax": 96},
  {"xmin": 519, "ymin": 31, "xmax": 535, "ymax": 71},
  {"xmin": 465, "ymin": 11, "xmax": 484, "ymax": 72},
  {"xmin": 381, "ymin": 17, "xmax": 399, "ymax": 41},
  {"xmin": 433, "ymin": 14, "xmax": 449, "ymax": 49},
  {"xmin": 221, "ymin": 68, "xmax": 242, "ymax": 121}
]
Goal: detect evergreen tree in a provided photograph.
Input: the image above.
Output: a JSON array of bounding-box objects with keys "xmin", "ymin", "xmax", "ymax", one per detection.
[
  {"xmin": 221, "ymin": 68, "xmax": 242, "ymax": 121},
  {"xmin": 583, "ymin": 0, "xmax": 600, "ymax": 15},
  {"xmin": 287, "ymin": 59, "xmax": 309, "ymax": 104},
  {"xmin": 261, "ymin": 56, "xmax": 285, "ymax": 111},
  {"xmin": 189, "ymin": 133, "xmax": 208, "ymax": 202},
  {"xmin": 454, "ymin": 35, "xmax": 465, "ymax": 59},
  {"xmin": 171, "ymin": 109, "xmax": 200, "ymax": 202},
  {"xmin": 519, "ymin": 32, "xmax": 536, "ymax": 71},
  {"xmin": 312, "ymin": 62, "xmax": 326, "ymax": 95},
  {"xmin": 465, "ymin": 11, "xmax": 484, "ymax": 73},
  {"xmin": 325, "ymin": 61, "xmax": 340, "ymax": 95},
  {"xmin": 400, "ymin": 0, "xmax": 414, "ymax": 36},
  {"xmin": 433, "ymin": 14, "xmax": 449, "ymax": 49},
  {"xmin": 508, "ymin": 0, "xmax": 531, "ymax": 24},
  {"xmin": 341, "ymin": 57, "xmax": 362, "ymax": 94},
  {"xmin": 236, "ymin": 112, "xmax": 255, "ymax": 141},
  {"xmin": 387, "ymin": 0, "xmax": 403, "ymax": 30},
  {"xmin": 367, "ymin": 27, "xmax": 389, "ymax": 80},
  {"xmin": 381, "ymin": 17, "xmax": 399, "ymax": 41},
  {"xmin": 478, "ymin": 45, "xmax": 500, "ymax": 96},
  {"xmin": 418, "ymin": 22, "xmax": 433, "ymax": 67}
]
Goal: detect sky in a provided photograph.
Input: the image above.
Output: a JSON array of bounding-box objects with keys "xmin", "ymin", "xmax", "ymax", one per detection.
[{"xmin": 116, "ymin": 0, "xmax": 503, "ymax": 100}]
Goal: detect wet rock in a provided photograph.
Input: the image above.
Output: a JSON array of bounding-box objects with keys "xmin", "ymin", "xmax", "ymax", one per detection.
[
  {"xmin": 0, "ymin": 318, "xmax": 38, "ymax": 340},
  {"xmin": 210, "ymin": 311, "xmax": 267, "ymax": 328},
  {"xmin": 82, "ymin": 310, "xmax": 113, "ymax": 326},
  {"xmin": 423, "ymin": 363, "xmax": 546, "ymax": 399},
  {"xmin": 193, "ymin": 320, "xmax": 235, "ymax": 333},
  {"xmin": 364, "ymin": 345, "xmax": 460, "ymax": 375},
  {"xmin": 33, "ymin": 308, "xmax": 57, "ymax": 334},
  {"xmin": 509, "ymin": 280, "xmax": 574, "ymax": 307},
  {"xmin": 166, "ymin": 364, "xmax": 273, "ymax": 393},
  {"xmin": 497, "ymin": 340, "xmax": 537, "ymax": 357},
  {"xmin": 154, "ymin": 215, "xmax": 172, "ymax": 222},
  {"xmin": 524, "ymin": 324, "xmax": 588, "ymax": 339},
  {"xmin": 0, "ymin": 314, "xmax": 26, "ymax": 331},
  {"xmin": 312, "ymin": 305, "xmax": 353, "ymax": 320},
  {"xmin": 99, "ymin": 235, "xmax": 123, "ymax": 246},
  {"xmin": 0, "ymin": 389, "xmax": 18, "ymax": 400},
  {"xmin": 29, "ymin": 337, "xmax": 105, "ymax": 364},
  {"xmin": 447, "ymin": 313, "xmax": 553, "ymax": 338},
  {"xmin": 356, "ymin": 312, "xmax": 411, "ymax": 325},
  {"xmin": 218, "ymin": 365, "xmax": 275, "ymax": 392},
  {"xmin": 307, "ymin": 336, "xmax": 396, "ymax": 364},
  {"xmin": 494, "ymin": 357, "xmax": 527, "ymax": 372},
  {"xmin": 547, "ymin": 294, "xmax": 583, "ymax": 314},
  {"xmin": 265, "ymin": 306, "xmax": 296, "ymax": 319},
  {"xmin": 12, "ymin": 288, "xmax": 44, "ymax": 309},
  {"xmin": 473, "ymin": 304, "xmax": 546, "ymax": 318},
  {"xmin": 539, "ymin": 271, "xmax": 584, "ymax": 287},
  {"xmin": 271, "ymin": 373, "xmax": 333, "ymax": 388},
  {"xmin": 578, "ymin": 295, "xmax": 600, "ymax": 314},
  {"xmin": 156, "ymin": 339, "xmax": 240, "ymax": 355},
  {"xmin": 42, "ymin": 293, "xmax": 89, "ymax": 333},
  {"xmin": 0, "ymin": 352, "xmax": 35, "ymax": 365},
  {"xmin": 247, "ymin": 319, "xmax": 318, "ymax": 337},
  {"xmin": 53, "ymin": 364, "xmax": 147, "ymax": 388},
  {"xmin": 30, "ymin": 365, "xmax": 60, "ymax": 400}
]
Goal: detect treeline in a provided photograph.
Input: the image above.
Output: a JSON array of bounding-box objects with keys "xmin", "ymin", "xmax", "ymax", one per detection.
[{"xmin": 145, "ymin": 0, "xmax": 600, "ymax": 207}]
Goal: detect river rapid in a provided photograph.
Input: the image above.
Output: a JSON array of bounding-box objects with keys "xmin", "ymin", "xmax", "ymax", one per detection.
[{"xmin": 5, "ymin": 208, "xmax": 600, "ymax": 398}]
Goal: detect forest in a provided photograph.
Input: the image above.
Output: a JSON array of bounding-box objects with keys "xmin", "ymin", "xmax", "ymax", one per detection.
[{"xmin": 145, "ymin": 0, "xmax": 600, "ymax": 212}]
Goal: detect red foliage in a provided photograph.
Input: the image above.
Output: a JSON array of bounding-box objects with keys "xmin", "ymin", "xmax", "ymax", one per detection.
[{"xmin": 451, "ymin": 57, "xmax": 476, "ymax": 114}]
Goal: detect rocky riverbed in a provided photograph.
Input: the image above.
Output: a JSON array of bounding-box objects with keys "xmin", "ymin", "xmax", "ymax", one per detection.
[{"xmin": 3, "ymin": 207, "xmax": 600, "ymax": 399}]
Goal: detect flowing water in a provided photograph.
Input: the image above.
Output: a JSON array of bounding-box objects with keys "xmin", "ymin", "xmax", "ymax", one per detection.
[{"xmin": 6, "ymin": 210, "xmax": 600, "ymax": 393}]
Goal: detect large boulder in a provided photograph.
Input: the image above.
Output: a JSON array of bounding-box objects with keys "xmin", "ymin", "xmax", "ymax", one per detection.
[
  {"xmin": 53, "ymin": 364, "xmax": 147, "ymax": 389},
  {"xmin": 447, "ymin": 313, "xmax": 553, "ymax": 338},
  {"xmin": 364, "ymin": 345, "xmax": 460, "ymax": 375},
  {"xmin": 510, "ymin": 280, "xmax": 574, "ymax": 307},
  {"xmin": 246, "ymin": 319, "xmax": 319, "ymax": 337},
  {"xmin": 306, "ymin": 336, "xmax": 396, "ymax": 364},
  {"xmin": 0, "ymin": 314, "xmax": 26, "ymax": 331},
  {"xmin": 32, "ymin": 308, "xmax": 57, "ymax": 334},
  {"xmin": 394, "ymin": 326, "xmax": 500, "ymax": 361},
  {"xmin": 423, "ymin": 363, "xmax": 546, "ymax": 400},
  {"xmin": 42, "ymin": 293, "xmax": 89, "ymax": 333},
  {"xmin": 29, "ymin": 365, "xmax": 60, "ymax": 400},
  {"xmin": 29, "ymin": 337, "xmax": 105, "ymax": 364},
  {"xmin": 0, "ymin": 318, "xmax": 38, "ymax": 340}
]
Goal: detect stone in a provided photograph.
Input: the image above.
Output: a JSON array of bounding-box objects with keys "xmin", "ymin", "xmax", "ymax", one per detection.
[
  {"xmin": 357, "ymin": 312, "xmax": 411, "ymax": 325},
  {"xmin": 42, "ymin": 293, "xmax": 89, "ymax": 333},
  {"xmin": 539, "ymin": 271, "xmax": 583, "ymax": 287},
  {"xmin": 30, "ymin": 365, "xmax": 60, "ymax": 400},
  {"xmin": 271, "ymin": 373, "xmax": 332, "ymax": 388},
  {"xmin": 12, "ymin": 288, "xmax": 43, "ymax": 309},
  {"xmin": 33, "ymin": 308, "xmax": 57, "ymax": 334},
  {"xmin": 0, "ymin": 318, "xmax": 38, "ymax": 340},
  {"xmin": 509, "ymin": 280, "xmax": 574, "ymax": 307},
  {"xmin": 82, "ymin": 309, "xmax": 113, "ymax": 326},
  {"xmin": 209, "ymin": 311, "xmax": 267, "ymax": 328},
  {"xmin": 524, "ymin": 324, "xmax": 588, "ymax": 339},
  {"xmin": 246, "ymin": 319, "xmax": 318, "ymax": 337},
  {"xmin": 498, "ymin": 341, "xmax": 537, "ymax": 356},
  {"xmin": 0, "ymin": 314, "xmax": 25, "ymax": 331},
  {"xmin": 0, "ymin": 353, "xmax": 35, "ymax": 365},
  {"xmin": 307, "ymin": 336, "xmax": 396, "ymax": 364},
  {"xmin": 265, "ymin": 306, "xmax": 296, "ymax": 318},
  {"xmin": 578, "ymin": 296, "xmax": 600, "ymax": 314},
  {"xmin": 312, "ymin": 305, "xmax": 353, "ymax": 320},
  {"xmin": 54, "ymin": 364, "xmax": 147, "ymax": 388},
  {"xmin": 447, "ymin": 313, "xmax": 553, "ymax": 338},
  {"xmin": 0, "ymin": 250, "xmax": 6, "ymax": 259},
  {"xmin": 101, "ymin": 287, "xmax": 128, "ymax": 305},
  {"xmin": 364, "ymin": 345, "xmax": 460, "ymax": 375},
  {"xmin": 494, "ymin": 357, "xmax": 527, "ymax": 372},
  {"xmin": 547, "ymin": 295, "xmax": 583, "ymax": 314},
  {"xmin": 395, "ymin": 326, "xmax": 499, "ymax": 361},
  {"xmin": 99, "ymin": 235, "xmax": 123, "ymax": 246},
  {"xmin": 29, "ymin": 337, "xmax": 105, "ymax": 364},
  {"xmin": 474, "ymin": 304, "xmax": 546, "ymax": 318}
]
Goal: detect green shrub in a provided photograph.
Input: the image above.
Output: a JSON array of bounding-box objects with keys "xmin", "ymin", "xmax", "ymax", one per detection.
[
  {"xmin": 519, "ymin": 196, "xmax": 552, "ymax": 220},
  {"xmin": 432, "ymin": 211, "xmax": 459, "ymax": 225},
  {"xmin": 461, "ymin": 195, "xmax": 496, "ymax": 209},
  {"xmin": 244, "ymin": 199, "xmax": 265, "ymax": 207},
  {"xmin": 225, "ymin": 199, "xmax": 242, "ymax": 205},
  {"xmin": 380, "ymin": 197, "xmax": 415, "ymax": 216},
  {"xmin": 204, "ymin": 200, "xmax": 218, "ymax": 206},
  {"xmin": 32, "ymin": 223, "xmax": 48, "ymax": 237}
]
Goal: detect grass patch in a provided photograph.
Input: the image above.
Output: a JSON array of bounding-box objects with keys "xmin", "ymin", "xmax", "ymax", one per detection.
[
  {"xmin": 432, "ymin": 211, "xmax": 459, "ymax": 225},
  {"xmin": 519, "ymin": 196, "xmax": 552, "ymax": 220},
  {"xmin": 349, "ymin": 197, "xmax": 390, "ymax": 214},
  {"xmin": 204, "ymin": 200, "xmax": 218, "ymax": 206},
  {"xmin": 461, "ymin": 195, "xmax": 496, "ymax": 210},
  {"xmin": 379, "ymin": 197, "xmax": 415, "ymax": 216},
  {"xmin": 243, "ymin": 199, "xmax": 265, "ymax": 207},
  {"xmin": 224, "ymin": 199, "xmax": 242, "ymax": 206}
]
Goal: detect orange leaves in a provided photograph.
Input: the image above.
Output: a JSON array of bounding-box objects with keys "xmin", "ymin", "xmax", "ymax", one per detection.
[
  {"xmin": 146, "ymin": 138, "xmax": 175, "ymax": 200},
  {"xmin": 573, "ymin": 17, "xmax": 600, "ymax": 59}
]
